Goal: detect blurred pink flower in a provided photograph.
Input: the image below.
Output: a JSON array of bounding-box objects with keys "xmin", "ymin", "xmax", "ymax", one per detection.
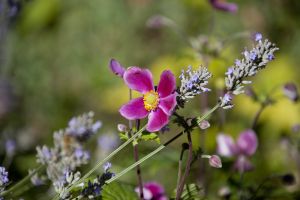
[
  {"xmin": 209, "ymin": 0, "xmax": 238, "ymax": 13},
  {"xmin": 120, "ymin": 67, "xmax": 177, "ymax": 132},
  {"xmin": 217, "ymin": 129, "xmax": 258, "ymax": 172},
  {"xmin": 135, "ymin": 182, "xmax": 168, "ymax": 200}
]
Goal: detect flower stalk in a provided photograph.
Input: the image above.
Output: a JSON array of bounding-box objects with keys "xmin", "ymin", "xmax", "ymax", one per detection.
[
  {"xmin": 175, "ymin": 131, "xmax": 193, "ymax": 200},
  {"xmin": 105, "ymin": 103, "xmax": 220, "ymax": 186},
  {"xmin": 0, "ymin": 165, "xmax": 44, "ymax": 197},
  {"xmin": 59, "ymin": 125, "xmax": 146, "ymax": 199}
]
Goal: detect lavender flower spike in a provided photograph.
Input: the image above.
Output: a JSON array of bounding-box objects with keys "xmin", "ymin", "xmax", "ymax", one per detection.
[
  {"xmin": 222, "ymin": 33, "xmax": 279, "ymax": 109},
  {"xmin": 178, "ymin": 66, "xmax": 211, "ymax": 106},
  {"xmin": 0, "ymin": 167, "xmax": 9, "ymax": 186},
  {"xmin": 209, "ymin": 0, "xmax": 238, "ymax": 13},
  {"xmin": 109, "ymin": 59, "xmax": 126, "ymax": 78}
]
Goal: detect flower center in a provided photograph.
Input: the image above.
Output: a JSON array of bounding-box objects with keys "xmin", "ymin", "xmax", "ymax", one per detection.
[{"xmin": 143, "ymin": 90, "xmax": 159, "ymax": 111}]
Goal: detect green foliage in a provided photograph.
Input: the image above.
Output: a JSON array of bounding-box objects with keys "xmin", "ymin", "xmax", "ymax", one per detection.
[
  {"xmin": 102, "ymin": 182, "xmax": 138, "ymax": 200},
  {"xmin": 181, "ymin": 184, "xmax": 203, "ymax": 200},
  {"xmin": 172, "ymin": 184, "xmax": 204, "ymax": 200},
  {"xmin": 140, "ymin": 132, "xmax": 160, "ymax": 144}
]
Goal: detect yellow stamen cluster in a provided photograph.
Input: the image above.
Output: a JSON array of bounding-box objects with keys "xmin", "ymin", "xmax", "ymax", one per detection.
[{"xmin": 143, "ymin": 90, "xmax": 159, "ymax": 111}]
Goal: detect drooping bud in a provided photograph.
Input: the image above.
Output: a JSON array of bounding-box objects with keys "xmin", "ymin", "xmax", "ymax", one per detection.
[
  {"xmin": 209, "ymin": 0, "xmax": 238, "ymax": 13},
  {"xmin": 117, "ymin": 124, "xmax": 128, "ymax": 132},
  {"xmin": 199, "ymin": 120, "xmax": 210, "ymax": 130},
  {"xmin": 209, "ymin": 155, "xmax": 222, "ymax": 168},
  {"xmin": 283, "ymin": 83, "xmax": 299, "ymax": 102},
  {"xmin": 109, "ymin": 59, "xmax": 126, "ymax": 78}
]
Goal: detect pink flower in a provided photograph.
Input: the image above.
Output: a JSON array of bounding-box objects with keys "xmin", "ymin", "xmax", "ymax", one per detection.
[
  {"xmin": 217, "ymin": 129, "xmax": 258, "ymax": 172},
  {"xmin": 120, "ymin": 67, "xmax": 177, "ymax": 132},
  {"xmin": 135, "ymin": 182, "xmax": 168, "ymax": 200}
]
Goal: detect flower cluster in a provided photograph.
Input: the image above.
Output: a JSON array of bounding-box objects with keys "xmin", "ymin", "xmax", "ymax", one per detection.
[
  {"xmin": 35, "ymin": 112, "xmax": 101, "ymax": 197},
  {"xmin": 120, "ymin": 67, "xmax": 177, "ymax": 132},
  {"xmin": 178, "ymin": 66, "xmax": 211, "ymax": 107},
  {"xmin": 225, "ymin": 34, "xmax": 279, "ymax": 95},
  {"xmin": 217, "ymin": 130, "xmax": 258, "ymax": 173},
  {"xmin": 0, "ymin": 166, "xmax": 9, "ymax": 193},
  {"xmin": 66, "ymin": 111, "xmax": 102, "ymax": 141},
  {"xmin": 221, "ymin": 34, "xmax": 279, "ymax": 108},
  {"xmin": 80, "ymin": 162, "xmax": 115, "ymax": 199}
]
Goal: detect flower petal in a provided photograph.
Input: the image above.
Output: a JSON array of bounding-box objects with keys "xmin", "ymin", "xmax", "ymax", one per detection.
[
  {"xmin": 209, "ymin": 0, "xmax": 238, "ymax": 13},
  {"xmin": 119, "ymin": 97, "xmax": 148, "ymax": 120},
  {"xmin": 109, "ymin": 59, "xmax": 126, "ymax": 78},
  {"xmin": 144, "ymin": 182, "xmax": 165, "ymax": 198},
  {"xmin": 124, "ymin": 67, "xmax": 154, "ymax": 93},
  {"xmin": 234, "ymin": 156, "xmax": 253, "ymax": 173},
  {"xmin": 217, "ymin": 134, "xmax": 237, "ymax": 157},
  {"xmin": 237, "ymin": 129, "xmax": 258, "ymax": 156},
  {"xmin": 157, "ymin": 70, "xmax": 176, "ymax": 98},
  {"xmin": 147, "ymin": 108, "xmax": 169, "ymax": 132},
  {"xmin": 158, "ymin": 93, "xmax": 177, "ymax": 116}
]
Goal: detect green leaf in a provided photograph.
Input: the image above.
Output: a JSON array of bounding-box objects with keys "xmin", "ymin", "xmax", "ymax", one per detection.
[
  {"xmin": 140, "ymin": 132, "xmax": 160, "ymax": 144},
  {"xmin": 102, "ymin": 182, "xmax": 138, "ymax": 200},
  {"xmin": 172, "ymin": 184, "xmax": 204, "ymax": 200},
  {"xmin": 119, "ymin": 132, "xmax": 129, "ymax": 141}
]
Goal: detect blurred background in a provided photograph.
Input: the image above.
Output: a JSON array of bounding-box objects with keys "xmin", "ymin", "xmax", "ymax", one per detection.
[{"xmin": 1, "ymin": 0, "xmax": 300, "ymax": 199}]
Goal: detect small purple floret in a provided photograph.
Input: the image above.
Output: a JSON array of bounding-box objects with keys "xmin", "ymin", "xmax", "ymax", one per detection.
[
  {"xmin": 0, "ymin": 166, "xmax": 9, "ymax": 185},
  {"xmin": 254, "ymin": 32, "xmax": 262, "ymax": 42},
  {"xmin": 225, "ymin": 67, "xmax": 234, "ymax": 75}
]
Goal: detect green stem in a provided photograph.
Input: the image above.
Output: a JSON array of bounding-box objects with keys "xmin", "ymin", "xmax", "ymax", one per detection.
[
  {"xmin": 0, "ymin": 165, "xmax": 44, "ymax": 197},
  {"xmin": 106, "ymin": 103, "xmax": 220, "ymax": 185},
  {"xmin": 106, "ymin": 145, "xmax": 165, "ymax": 184}
]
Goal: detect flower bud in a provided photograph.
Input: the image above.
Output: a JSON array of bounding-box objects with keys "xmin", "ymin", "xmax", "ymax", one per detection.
[
  {"xmin": 283, "ymin": 83, "xmax": 299, "ymax": 102},
  {"xmin": 209, "ymin": 155, "xmax": 222, "ymax": 168},
  {"xmin": 199, "ymin": 120, "xmax": 210, "ymax": 130},
  {"xmin": 117, "ymin": 124, "xmax": 128, "ymax": 132},
  {"xmin": 109, "ymin": 59, "xmax": 126, "ymax": 78}
]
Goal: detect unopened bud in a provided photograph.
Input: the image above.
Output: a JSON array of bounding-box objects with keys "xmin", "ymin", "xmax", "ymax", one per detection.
[
  {"xmin": 109, "ymin": 59, "xmax": 126, "ymax": 78},
  {"xmin": 283, "ymin": 83, "xmax": 299, "ymax": 102},
  {"xmin": 209, "ymin": 155, "xmax": 222, "ymax": 168},
  {"xmin": 117, "ymin": 124, "xmax": 128, "ymax": 132},
  {"xmin": 199, "ymin": 120, "xmax": 210, "ymax": 130}
]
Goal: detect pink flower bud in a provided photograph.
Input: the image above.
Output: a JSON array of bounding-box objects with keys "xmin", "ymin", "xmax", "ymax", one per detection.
[
  {"xmin": 209, "ymin": 155, "xmax": 222, "ymax": 168},
  {"xmin": 109, "ymin": 59, "xmax": 126, "ymax": 78},
  {"xmin": 199, "ymin": 120, "xmax": 210, "ymax": 130}
]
